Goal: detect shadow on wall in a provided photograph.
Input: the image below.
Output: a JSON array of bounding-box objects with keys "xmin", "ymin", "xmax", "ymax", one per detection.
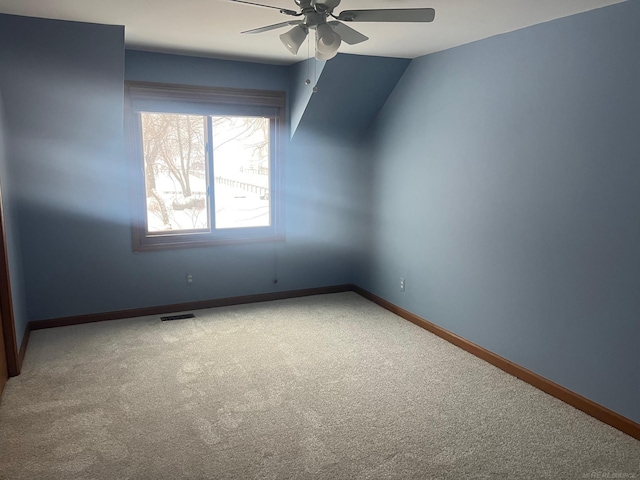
[
  {"xmin": 291, "ymin": 53, "xmax": 410, "ymax": 141},
  {"xmin": 17, "ymin": 191, "xmax": 357, "ymax": 324}
]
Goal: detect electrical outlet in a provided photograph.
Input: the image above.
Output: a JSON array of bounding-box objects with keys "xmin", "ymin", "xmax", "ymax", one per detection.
[
  {"xmin": 187, "ymin": 274, "xmax": 193, "ymax": 285},
  {"xmin": 400, "ymin": 277, "xmax": 405, "ymax": 292}
]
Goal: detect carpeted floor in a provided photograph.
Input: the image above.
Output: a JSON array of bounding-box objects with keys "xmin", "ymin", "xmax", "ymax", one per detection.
[{"xmin": 0, "ymin": 292, "xmax": 638, "ymax": 479}]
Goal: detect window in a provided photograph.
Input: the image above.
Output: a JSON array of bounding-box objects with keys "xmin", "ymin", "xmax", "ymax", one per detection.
[{"xmin": 125, "ymin": 82, "xmax": 285, "ymax": 251}]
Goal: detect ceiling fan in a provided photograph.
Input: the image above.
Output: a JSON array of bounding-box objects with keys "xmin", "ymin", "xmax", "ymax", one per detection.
[{"xmin": 230, "ymin": 0, "xmax": 436, "ymax": 60}]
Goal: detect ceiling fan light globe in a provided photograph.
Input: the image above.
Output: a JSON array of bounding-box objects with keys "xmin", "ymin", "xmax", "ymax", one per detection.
[
  {"xmin": 279, "ymin": 25, "xmax": 308, "ymax": 55},
  {"xmin": 315, "ymin": 49, "xmax": 339, "ymax": 61},
  {"xmin": 315, "ymin": 23, "xmax": 341, "ymax": 57}
]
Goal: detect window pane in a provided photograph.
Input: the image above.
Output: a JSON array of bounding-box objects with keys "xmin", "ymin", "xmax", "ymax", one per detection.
[
  {"xmin": 212, "ymin": 117, "xmax": 270, "ymax": 229},
  {"xmin": 140, "ymin": 113, "xmax": 209, "ymax": 232}
]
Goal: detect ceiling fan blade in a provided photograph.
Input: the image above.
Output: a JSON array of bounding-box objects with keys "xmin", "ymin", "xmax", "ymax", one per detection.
[
  {"xmin": 327, "ymin": 21, "xmax": 368, "ymax": 45},
  {"xmin": 229, "ymin": 0, "xmax": 300, "ymax": 16},
  {"xmin": 336, "ymin": 8, "xmax": 435, "ymax": 23},
  {"xmin": 242, "ymin": 20, "xmax": 303, "ymax": 34}
]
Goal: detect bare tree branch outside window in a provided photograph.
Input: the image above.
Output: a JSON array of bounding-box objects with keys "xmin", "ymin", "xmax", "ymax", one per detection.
[{"xmin": 140, "ymin": 113, "xmax": 270, "ymax": 232}]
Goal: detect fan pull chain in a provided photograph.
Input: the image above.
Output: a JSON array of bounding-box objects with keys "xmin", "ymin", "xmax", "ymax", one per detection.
[
  {"xmin": 305, "ymin": 34, "xmax": 311, "ymax": 85},
  {"xmin": 313, "ymin": 54, "xmax": 318, "ymax": 93}
]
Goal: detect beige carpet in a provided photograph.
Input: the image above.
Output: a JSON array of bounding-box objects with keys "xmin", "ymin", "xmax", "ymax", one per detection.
[{"xmin": 0, "ymin": 292, "xmax": 638, "ymax": 479}]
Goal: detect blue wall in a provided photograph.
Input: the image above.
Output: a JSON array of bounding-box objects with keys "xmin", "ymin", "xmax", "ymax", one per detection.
[
  {"xmin": 289, "ymin": 57, "xmax": 326, "ymax": 138},
  {"xmin": 0, "ymin": 14, "xmax": 127, "ymax": 328},
  {"xmin": 290, "ymin": 53, "xmax": 410, "ymax": 284},
  {"xmin": 125, "ymin": 50, "xmax": 290, "ymax": 91},
  {"xmin": 0, "ymin": 91, "xmax": 28, "ymax": 349},
  {"xmin": 296, "ymin": 54, "xmax": 410, "ymax": 141},
  {"xmin": 362, "ymin": 1, "xmax": 640, "ymax": 424},
  {"xmin": 0, "ymin": 15, "xmax": 126, "ymax": 346}
]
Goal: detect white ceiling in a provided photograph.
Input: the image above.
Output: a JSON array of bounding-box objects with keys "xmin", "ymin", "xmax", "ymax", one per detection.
[{"xmin": 0, "ymin": 0, "xmax": 626, "ymax": 65}]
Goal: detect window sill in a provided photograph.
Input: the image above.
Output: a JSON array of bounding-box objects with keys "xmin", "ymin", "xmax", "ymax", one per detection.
[{"xmin": 132, "ymin": 232, "xmax": 285, "ymax": 252}]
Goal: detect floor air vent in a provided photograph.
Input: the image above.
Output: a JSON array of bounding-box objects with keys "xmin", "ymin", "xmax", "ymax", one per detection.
[{"xmin": 161, "ymin": 313, "xmax": 195, "ymax": 322}]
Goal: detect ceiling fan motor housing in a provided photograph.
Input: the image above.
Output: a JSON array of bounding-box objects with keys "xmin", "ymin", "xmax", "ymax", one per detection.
[{"xmin": 311, "ymin": 0, "xmax": 341, "ymax": 14}]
